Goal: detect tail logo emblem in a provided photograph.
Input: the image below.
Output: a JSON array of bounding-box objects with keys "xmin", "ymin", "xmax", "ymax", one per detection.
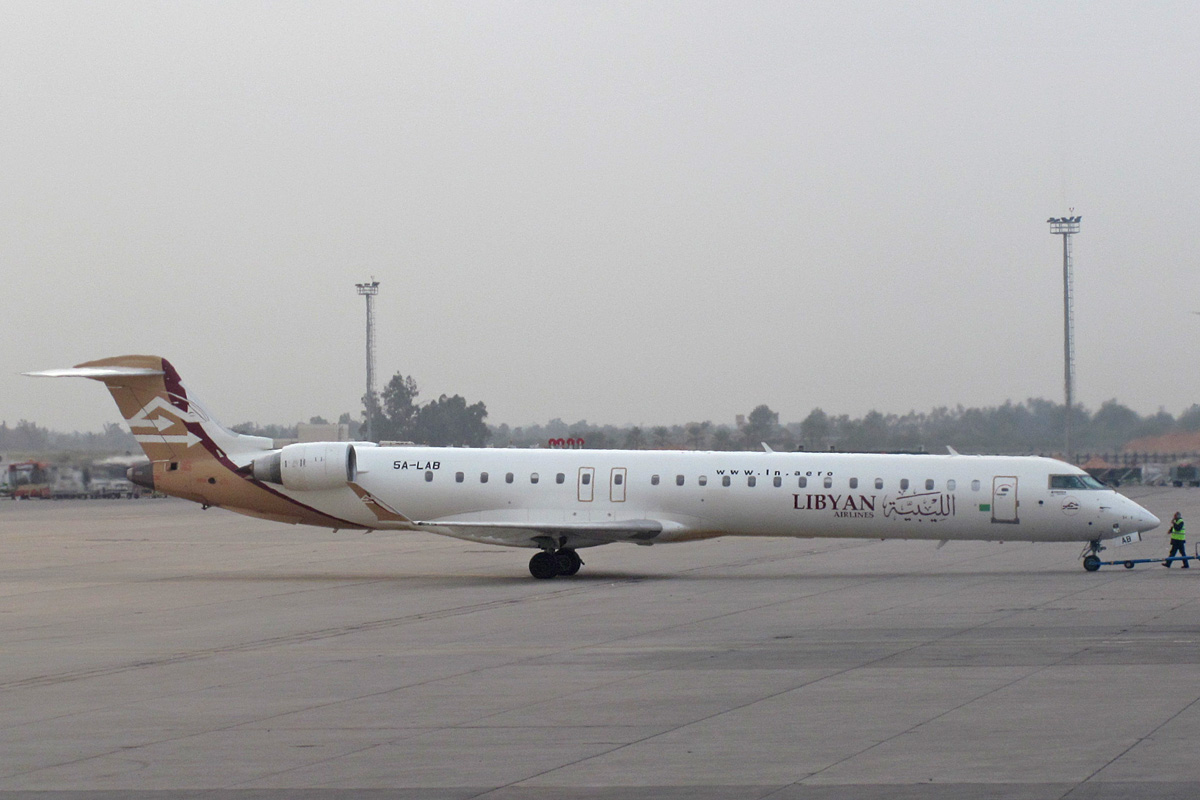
[{"xmin": 127, "ymin": 395, "xmax": 206, "ymax": 448}]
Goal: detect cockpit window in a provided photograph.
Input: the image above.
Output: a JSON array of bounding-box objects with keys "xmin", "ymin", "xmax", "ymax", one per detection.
[{"xmin": 1049, "ymin": 474, "xmax": 1106, "ymax": 490}]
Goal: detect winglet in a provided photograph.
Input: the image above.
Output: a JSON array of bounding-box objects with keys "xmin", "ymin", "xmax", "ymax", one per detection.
[{"xmin": 348, "ymin": 481, "xmax": 414, "ymax": 525}]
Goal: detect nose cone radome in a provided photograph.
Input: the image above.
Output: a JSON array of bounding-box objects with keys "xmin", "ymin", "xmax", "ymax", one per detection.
[{"xmin": 1126, "ymin": 500, "xmax": 1160, "ymax": 534}]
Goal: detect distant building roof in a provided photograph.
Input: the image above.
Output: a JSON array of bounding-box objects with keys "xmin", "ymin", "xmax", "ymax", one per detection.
[
  {"xmin": 1081, "ymin": 455, "xmax": 1116, "ymax": 469},
  {"xmin": 1122, "ymin": 430, "xmax": 1200, "ymax": 454}
]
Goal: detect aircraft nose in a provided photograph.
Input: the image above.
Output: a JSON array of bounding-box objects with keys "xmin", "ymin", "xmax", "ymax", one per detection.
[{"xmin": 1127, "ymin": 501, "xmax": 1159, "ymax": 534}]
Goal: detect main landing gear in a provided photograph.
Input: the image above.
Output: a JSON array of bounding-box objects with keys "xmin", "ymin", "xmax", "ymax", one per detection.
[{"xmin": 529, "ymin": 548, "xmax": 583, "ymax": 579}]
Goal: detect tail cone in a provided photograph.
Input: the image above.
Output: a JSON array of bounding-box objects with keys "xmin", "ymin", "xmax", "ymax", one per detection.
[{"xmin": 128, "ymin": 462, "xmax": 155, "ymax": 490}]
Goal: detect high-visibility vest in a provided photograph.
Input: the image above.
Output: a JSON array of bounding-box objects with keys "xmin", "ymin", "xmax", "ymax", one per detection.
[{"xmin": 1171, "ymin": 519, "xmax": 1186, "ymax": 540}]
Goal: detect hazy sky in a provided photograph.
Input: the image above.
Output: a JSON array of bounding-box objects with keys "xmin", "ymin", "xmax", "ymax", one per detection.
[{"xmin": 4, "ymin": 1, "xmax": 1199, "ymax": 434}]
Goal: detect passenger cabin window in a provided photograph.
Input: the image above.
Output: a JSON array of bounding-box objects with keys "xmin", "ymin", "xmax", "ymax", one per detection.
[
  {"xmin": 947, "ymin": 479, "xmax": 956, "ymax": 491},
  {"xmin": 582, "ymin": 473, "xmax": 591, "ymax": 485},
  {"xmin": 425, "ymin": 471, "xmax": 433, "ymax": 482},
  {"xmin": 900, "ymin": 479, "xmax": 910, "ymax": 491},
  {"xmin": 773, "ymin": 476, "xmax": 782, "ymax": 488},
  {"xmin": 722, "ymin": 476, "xmax": 731, "ymax": 487},
  {"xmin": 699, "ymin": 475, "xmax": 708, "ymax": 486},
  {"xmin": 1049, "ymin": 474, "xmax": 1106, "ymax": 490},
  {"xmin": 875, "ymin": 478, "xmax": 883, "ymax": 489},
  {"xmin": 651, "ymin": 475, "xmax": 660, "ymax": 486},
  {"xmin": 798, "ymin": 477, "xmax": 807, "ymax": 488},
  {"xmin": 505, "ymin": 472, "xmax": 514, "ymax": 484},
  {"xmin": 849, "ymin": 478, "xmax": 858, "ymax": 489},
  {"xmin": 925, "ymin": 479, "xmax": 935, "ymax": 490},
  {"xmin": 748, "ymin": 476, "xmax": 757, "ymax": 487},
  {"xmin": 531, "ymin": 473, "xmax": 539, "ymax": 484},
  {"xmin": 556, "ymin": 473, "xmax": 565, "ymax": 484},
  {"xmin": 823, "ymin": 477, "xmax": 833, "ymax": 489},
  {"xmin": 676, "ymin": 475, "xmax": 685, "ymax": 486},
  {"xmin": 455, "ymin": 471, "xmax": 464, "ymax": 483},
  {"xmin": 481, "ymin": 472, "xmax": 489, "ymax": 483},
  {"xmin": 971, "ymin": 479, "xmax": 980, "ymax": 491}
]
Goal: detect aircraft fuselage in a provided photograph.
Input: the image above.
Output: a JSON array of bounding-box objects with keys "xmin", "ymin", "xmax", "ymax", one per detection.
[{"xmin": 252, "ymin": 446, "xmax": 1156, "ymax": 547}]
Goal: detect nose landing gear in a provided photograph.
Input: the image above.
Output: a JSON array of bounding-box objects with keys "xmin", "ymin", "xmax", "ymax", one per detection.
[
  {"xmin": 1081, "ymin": 539, "xmax": 1105, "ymax": 572},
  {"xmin": 529, "ymin": 548, "xmax": 583, "ymax": 579}
]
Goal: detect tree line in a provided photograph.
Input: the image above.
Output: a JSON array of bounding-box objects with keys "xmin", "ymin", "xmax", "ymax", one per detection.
[
  {"xmin": 357, "ymin": 370, "xmax": 1200, "ymax": 457},
  {"xmin": 0, "ymin": 421, "xmax": 136, "ymax": 454},
  {"xmin": 7, "ymin": 370, "xmax": 1200, "ymax": 459},
  {"xmin": 362, "ymin": 372, "xmax": 489, "ymax": 447},
  {"xmin": 492, "ymin": 399, "xmax": 1195, "ymax": 455}
]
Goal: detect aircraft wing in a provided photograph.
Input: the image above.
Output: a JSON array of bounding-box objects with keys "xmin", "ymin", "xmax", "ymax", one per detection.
[
  {"xmin": 348, "ymin": 484, "xmax": 667, "ymax": 546},
  {"xmin": 413, "ymin": 518, "xmax": 664, "ymax": 548},
  {"xmin": 347, "ymin": 481, "xmax": 664, "ymax": 547}
]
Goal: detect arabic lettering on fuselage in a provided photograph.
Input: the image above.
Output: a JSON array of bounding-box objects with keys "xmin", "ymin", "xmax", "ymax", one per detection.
[{"xmin": 882, "ymin": 491, "xmax": 956, "ymax": 520}]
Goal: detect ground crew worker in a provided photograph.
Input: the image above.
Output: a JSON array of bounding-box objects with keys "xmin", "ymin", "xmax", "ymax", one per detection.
[{"xmin": 1163, "ymin": 512, "xmax": 1190, "ymax": 568}]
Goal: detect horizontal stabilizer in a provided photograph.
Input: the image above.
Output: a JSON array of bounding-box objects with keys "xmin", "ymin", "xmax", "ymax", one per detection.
[{"xmin": 24, "ymin": 367, "xmax": 165, "ymax": 379}]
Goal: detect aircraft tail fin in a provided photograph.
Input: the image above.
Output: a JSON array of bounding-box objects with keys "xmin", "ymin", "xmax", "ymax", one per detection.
[{"xmin": 25, "ymin": 355, "xmax": 274, "ymax": 466}]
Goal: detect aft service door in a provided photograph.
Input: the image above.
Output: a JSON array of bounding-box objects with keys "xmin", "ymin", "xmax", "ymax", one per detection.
[
  {"xmin": 578, "ymin": 467, "xmax": 595, "ymax": 502},
  {"xmin": 610, "ymin": 467, "xmax": 627, "ymax": 502},
  {"xmin": 991, "ymin": 476, "xmax": 1019, "ymax": 524}
]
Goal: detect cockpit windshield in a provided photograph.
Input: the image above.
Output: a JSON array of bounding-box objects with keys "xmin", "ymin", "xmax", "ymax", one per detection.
[{"xmin": 1049, "ymin": 474, "xmax": 1107, "ymax": 490}]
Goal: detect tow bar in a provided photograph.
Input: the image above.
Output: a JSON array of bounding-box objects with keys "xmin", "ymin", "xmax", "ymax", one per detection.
[{"xmin": 1081, "ymin": 540, "xmax": 1198, "ymax": 571}]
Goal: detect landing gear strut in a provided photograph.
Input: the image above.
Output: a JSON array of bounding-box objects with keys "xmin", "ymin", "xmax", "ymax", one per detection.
[
  {"xmin": 529, "ymin": 548, "xmax": 584, "ymax": 579},
  {"xmin": 1081, "ymin": 539, "xmax": 1105, "ymax": 572}
]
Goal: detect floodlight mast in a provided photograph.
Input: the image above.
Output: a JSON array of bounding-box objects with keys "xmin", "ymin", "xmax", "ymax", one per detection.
[
  {"xmin": 1047, "ymin": 215, "xmax": 1081, "ymax": 462},
  {"xmin": 356, "ymin": 278, "xmax": 380, "ymax": 442}
]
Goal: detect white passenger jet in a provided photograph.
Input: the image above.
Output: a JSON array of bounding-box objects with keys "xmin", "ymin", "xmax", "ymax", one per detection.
[{"xmin": 28, "ymin": 356, "xmax": 1160, "ymax": 577}]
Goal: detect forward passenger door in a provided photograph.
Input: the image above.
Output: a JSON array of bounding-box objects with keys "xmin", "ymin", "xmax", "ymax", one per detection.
[{"xmin": 991, "ymin": 476, "xmax": 1019, "ymax": 524}]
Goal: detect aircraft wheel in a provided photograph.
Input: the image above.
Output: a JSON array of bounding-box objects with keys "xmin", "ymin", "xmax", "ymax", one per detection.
[
  {"xmin": 529, "ymin": 551, "xmax": 559, "ymax": 580},
  {"xmin": 557, "ymin": 549, "xmax": 583, "ymax": 576},
  {"xmin": 1125, "ymin": 560, "xmax": 1136, "ymax": 569},
  {"xmin": 1083, "ymin": 555, "xmax": 1101, "ymax": 572}
]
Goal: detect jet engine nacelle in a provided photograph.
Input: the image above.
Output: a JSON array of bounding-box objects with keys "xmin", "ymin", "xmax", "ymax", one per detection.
[{"xmin": 252, "ymin": 442, "xmax": 358, "ymax": 491}]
